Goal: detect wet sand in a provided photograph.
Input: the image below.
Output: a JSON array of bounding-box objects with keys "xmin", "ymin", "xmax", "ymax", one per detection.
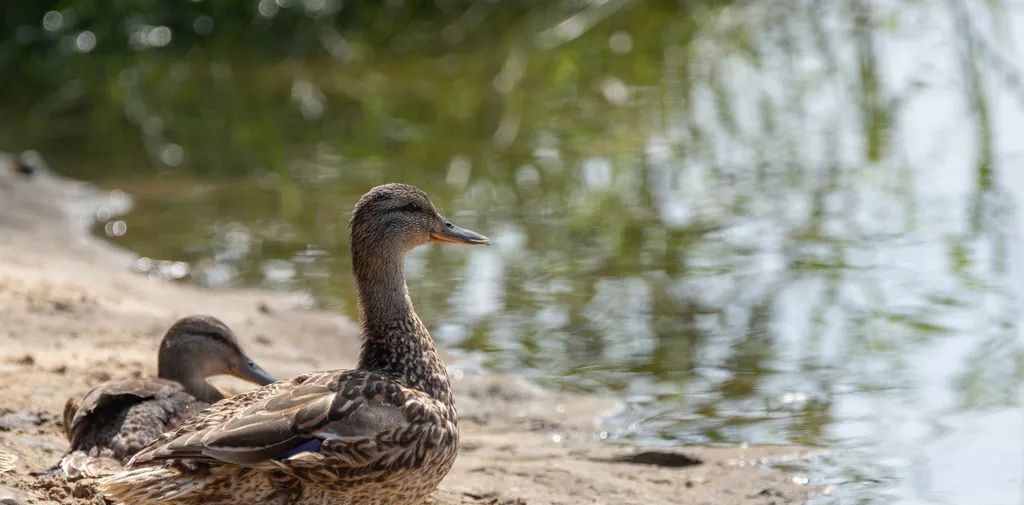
[{"xmin": 0, "ymin": 155, "xmax": 822, "ymax": 504}]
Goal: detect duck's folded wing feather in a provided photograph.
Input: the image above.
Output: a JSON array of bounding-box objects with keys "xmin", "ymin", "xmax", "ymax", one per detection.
[
  {"xmin": 130, "ymin": 371, "xmax": 408, "ymax": 467},
  {"xmin": 69, "ymin": 378, "xmax": 182, "ymax": 446}
]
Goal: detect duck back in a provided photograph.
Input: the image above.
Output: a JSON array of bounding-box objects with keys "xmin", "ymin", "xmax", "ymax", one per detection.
[{"xmin": 60, "ymin": 378, "xmax": 207, "ymax": 478}]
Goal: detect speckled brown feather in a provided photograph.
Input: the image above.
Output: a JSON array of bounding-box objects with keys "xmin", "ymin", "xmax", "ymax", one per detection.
[
  {"xmin": 59, "ymin": 378, "xmax": 208, "ymax": 478},
  {"xmin": 105, "ymin": 370, "xmax": 458, "ymax": 504}
]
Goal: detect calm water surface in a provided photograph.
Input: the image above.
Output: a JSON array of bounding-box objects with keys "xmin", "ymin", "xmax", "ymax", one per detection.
[{"xmin": 2, "ymin": 1, "xmax": 1023, "ymax": 503}]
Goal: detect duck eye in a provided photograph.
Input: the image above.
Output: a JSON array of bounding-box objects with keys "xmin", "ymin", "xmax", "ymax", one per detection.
[{"xmin": 400, "ymin": 203, "xmax": 419, "ymax": 213}]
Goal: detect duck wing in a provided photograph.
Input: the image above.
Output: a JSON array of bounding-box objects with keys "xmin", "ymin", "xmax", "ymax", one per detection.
[
  {"xmin": 67, "ymin": 378, "xmax": 184, "ymax": 449},
  {"xmin": 128, "ymin": 370, "xmax": 413, "ymax": 468}
]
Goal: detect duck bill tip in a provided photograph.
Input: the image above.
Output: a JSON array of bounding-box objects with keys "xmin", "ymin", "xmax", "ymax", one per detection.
[
  {"xmin": 230, "ymin": 361, "xmax": 277, "ymax": 386},
  {"xmin": 430, "ymin": 229, "xmax": 491, "ymax": 246}
]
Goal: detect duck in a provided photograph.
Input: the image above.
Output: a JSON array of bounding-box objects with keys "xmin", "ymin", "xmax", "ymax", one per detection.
[
  {"xmin": 57, "ymin": 315, "xmax": 276, "ymax": 479},
  {"xmin": 102, "ymin": 183, "xmax": 490, "ymax": 505}
]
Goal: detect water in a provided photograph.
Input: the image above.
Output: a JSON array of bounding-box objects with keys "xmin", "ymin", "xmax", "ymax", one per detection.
[{"xmin": 2, "ymin": 1, "xmax": 1023, "ymax": 503}]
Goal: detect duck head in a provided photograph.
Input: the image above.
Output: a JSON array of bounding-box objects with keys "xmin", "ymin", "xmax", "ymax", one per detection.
[
  {"xmin": 157, "ymin": 315, "xmax": 276, "ymax": 402},
  {"xmin": 349, "ymin": 183, "xmax": 489, "ymax": 385},
  {"xmin": 350, "ymin": 183, "xmax": 490, "ymax": 257}
]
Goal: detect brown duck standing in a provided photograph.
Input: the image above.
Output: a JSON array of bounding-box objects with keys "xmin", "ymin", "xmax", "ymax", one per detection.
[
  {"xmin": 102, "ymin": 184, "xmax": 489, "ymax": 505},
  {"xmin": 58, "ymin": 315, "xmax": 276, "ymax": 478}
]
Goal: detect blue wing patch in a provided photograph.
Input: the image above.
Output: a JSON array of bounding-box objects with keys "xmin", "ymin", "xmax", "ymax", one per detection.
[{"xmin": 279, "ymin": 439, "xmax": 323, "ymax": 459}]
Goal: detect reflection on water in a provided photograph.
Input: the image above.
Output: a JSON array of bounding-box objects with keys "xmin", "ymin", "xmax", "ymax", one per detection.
[{"xmin": 2, "ymin": 1, "xmax": 1024, "ymax": 503}]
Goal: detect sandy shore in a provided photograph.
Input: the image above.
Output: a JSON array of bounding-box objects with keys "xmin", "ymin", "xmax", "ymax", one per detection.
[{"xmin": 0, "ymin": 154, "xmax": 821, "ymax": 504}]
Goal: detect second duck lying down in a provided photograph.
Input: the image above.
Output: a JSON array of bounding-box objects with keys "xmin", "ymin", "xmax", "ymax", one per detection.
[
  {"xmin": 102, "ymin": 184, "xmax": 490, "ymax": 505},
  {"xmin": 58, "ymin": 315, "xmax": 276, "ymax": 479}
]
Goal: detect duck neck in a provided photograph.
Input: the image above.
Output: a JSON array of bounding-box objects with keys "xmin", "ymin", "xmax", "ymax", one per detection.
[
  {"xmin": 180, "ymin": 376, "xmax": 225, "ymax": 404},
  {"xmin": 353, "ymin": 245, "xmax": 453, "ymax": 406},
  {"xmin": 157, "ymin": 361, "xmax": 224, "ymax": 404}
]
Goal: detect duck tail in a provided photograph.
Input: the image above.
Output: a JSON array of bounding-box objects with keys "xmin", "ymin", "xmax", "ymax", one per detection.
[
  {"xmin": 100, "ymin": 465, "xmax": 214, "ymax": 503},
  {"xmin": 62, "ymin": 397, "xmax": 78, "ymax": 441},
  {"xmin": 56, "ymin": 451, "xmax": 123, "ymax": 479}
]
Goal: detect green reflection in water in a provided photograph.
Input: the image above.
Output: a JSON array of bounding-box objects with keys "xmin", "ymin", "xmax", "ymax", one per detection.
[{"xmin": 3, "ymin": 1, "xmax": 1024, "ymax": 503}]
